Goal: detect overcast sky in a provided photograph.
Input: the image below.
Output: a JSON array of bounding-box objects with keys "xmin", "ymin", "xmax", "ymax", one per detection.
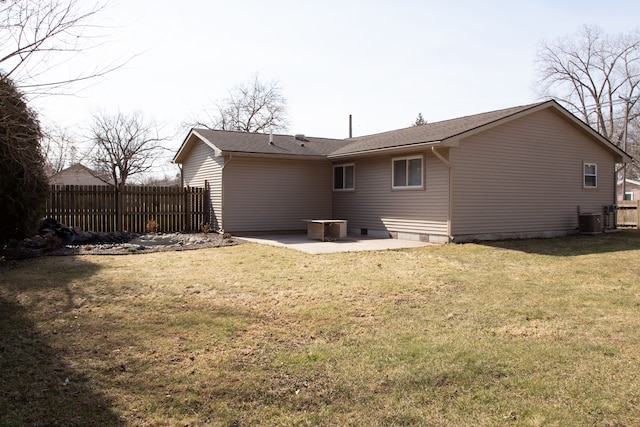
[{"xmin": 30, "ymin": 0, "xmax": 640, "ymax": 175}]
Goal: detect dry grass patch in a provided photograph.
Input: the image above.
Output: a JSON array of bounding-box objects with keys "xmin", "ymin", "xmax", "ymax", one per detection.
[{"xmin": 2, "ymin": 231, "xmax": 640, "ymax": 426}]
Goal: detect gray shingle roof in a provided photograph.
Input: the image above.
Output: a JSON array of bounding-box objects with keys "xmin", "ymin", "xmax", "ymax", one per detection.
[
  {"xmin": 190, "ymin": 129, "xmax": 348, "ymax": 157},
  {"xmin": 175, "ymin": 100, "xmax": 629, "ymax": 164},
  {"xmin": 329, "ymin": 102, "xmax": 548, "ymax": 156}
]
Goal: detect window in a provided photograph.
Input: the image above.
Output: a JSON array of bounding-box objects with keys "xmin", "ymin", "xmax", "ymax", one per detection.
[
  {"xmin": 584, "ymin": 163, "xmax": 597, "ymax": 188},
  {"xmin": 625, "ymin": 192, "xmax": 633, "ymax": 201},
  {"xmin": 333, "ymin": 163, "xmax": 355, "ymax": 190},
  {"xmin": 393, "ymin": 156, "xmax": 423, "ymax": 189}
]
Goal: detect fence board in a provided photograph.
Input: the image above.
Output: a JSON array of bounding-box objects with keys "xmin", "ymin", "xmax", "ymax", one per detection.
[
  {"xmin": 46, "ymin": 185, "xmax": 207, "ymax": 233},
  {"xmin": 616, "ymin": 201, "xmax": 640, "ymax": 228}
]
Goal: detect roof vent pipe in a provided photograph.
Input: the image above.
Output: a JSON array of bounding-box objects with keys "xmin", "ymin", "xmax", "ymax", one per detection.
[
  {"xmin": 349, "ymin": 114, "xmax": 352, "ymax": 138},
  {"xmin": 269, "ymin": 129, "xmax": 274, "ymax": 145}
]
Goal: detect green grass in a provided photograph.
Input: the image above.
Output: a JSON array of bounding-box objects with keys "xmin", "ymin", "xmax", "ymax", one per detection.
[{"xmin": 2, "ymin": 232, "xmax": 640, "ymax": 426}]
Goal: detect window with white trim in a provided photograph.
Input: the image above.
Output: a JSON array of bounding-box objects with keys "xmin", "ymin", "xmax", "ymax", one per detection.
[
  {"xmin": 392, "ymin": 156, "xmax": 423, "ymax": 189},
  {"xmin": 333, "ymin": 163, "xmax": 355, "ymax": 190},
  {"xmin": 583, "ymin": 163, "xmax": 597, "ymax": 188}
]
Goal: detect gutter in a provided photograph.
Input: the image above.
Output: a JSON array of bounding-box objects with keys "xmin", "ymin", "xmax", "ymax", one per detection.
[
  {"xmin": 431, "ymin": 146, "xmax": 450, "ymax": 167},
  {"xmin": 218, "ymin": 151, "xmax": 328, "ymax": 161},
  {"xmin": 432, "ymin": 146, "xmax": 453, "ymax": 242},
  {"xmin": 328, "ymin": 140, "xmax": 450, "ymax": 159}
]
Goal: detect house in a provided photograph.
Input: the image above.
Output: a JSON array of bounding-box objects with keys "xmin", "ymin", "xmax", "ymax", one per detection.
[
  {"xmin": 49, "ymin": 163, "xmax": 112, "ymax": 186},
  {"xmin": 617, "ymin": 178, "xmax": 640, "ymax": 201},
  {"xmin": 173, "ymin": 100, "xmax": 631, "ymax": 242}
]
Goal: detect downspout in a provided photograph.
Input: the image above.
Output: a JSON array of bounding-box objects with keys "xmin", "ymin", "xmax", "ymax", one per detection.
[
  {"xmin": 218, "ymin": 154, "xmax": 232, "ymax": 234},
  {"xmin": 614, "ymin": 162, "xmax": 627, "ymax": 230},
  {"xmin": 178, "ymin": 164, "xmax": 184, "ymax": 188},
  {"xmin": 431, "ymin": 146, "xmax": 453, "ymax": 242},
  {"xmin": 615, "ymin": 163, "xmax": 626, "ymax": 201}
]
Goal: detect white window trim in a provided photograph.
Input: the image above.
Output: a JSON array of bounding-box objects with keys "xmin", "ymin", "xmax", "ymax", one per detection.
[
  {"xmin": 392, "ymin": 155, "xmax": 424, "ymax": 189},
  {"xmin": 333, "ymin": 163, "xmax": 355, "ymax": 191},
  {"xmin": 583, "ymin": 162, "xmax": 597, "ymax": 189}
]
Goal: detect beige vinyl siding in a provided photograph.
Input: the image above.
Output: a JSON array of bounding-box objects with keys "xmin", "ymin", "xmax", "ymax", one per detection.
[
  {"xmin": 332, "ymin": 151, "xmax": 449, "ymax": 239},
  {"xmin": 451, "ymin": 108, "xmax": 617, "ymax": 239},
  {"xmin": 222, "ymin": 157, "xmax": 332, "ymax": 232},
  {"xmin": 181, "ymin": 140, "xmax": 223, "ymax": 230}
]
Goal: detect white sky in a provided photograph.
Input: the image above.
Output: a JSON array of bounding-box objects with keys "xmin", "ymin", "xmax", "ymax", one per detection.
[{"xmin": 30, "ymin": 0, "xmax": 640, "ymax": 176}]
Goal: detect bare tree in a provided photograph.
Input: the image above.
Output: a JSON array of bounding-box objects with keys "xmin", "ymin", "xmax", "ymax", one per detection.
[
  {"xmin": 88, "ymin": 111, "xmax": 166, "ymax": 189},
  {"xmin": 194, "ymin": 74, "xmax": 289, "ymax": 133},
  {"xmin": 0, "ymin": 0, "xmax": 122, "ymax": 95},
  {"xmin": 140, "ymin": 172, "xmax": 181, "ymax": 186},
  {"xmin": 535, "ymin": 25, "xmax": 640, "ymax": 145},
  {"xmin": 627, "ymin": 119, "xmax": 640, "ymax": 178},
  {"xmin": 40, "ymin": 125, "xmax": 77, "ymax": 175}
]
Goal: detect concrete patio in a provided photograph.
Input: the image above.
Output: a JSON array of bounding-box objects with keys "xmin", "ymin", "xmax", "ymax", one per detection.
[{"xmin": 238, "ymin": 233, "xmax": 433, "ymax": 254}]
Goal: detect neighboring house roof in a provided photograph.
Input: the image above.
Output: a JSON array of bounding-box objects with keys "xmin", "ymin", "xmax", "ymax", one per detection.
[
  {"xmin": 174, "ymin": 100, "xmax": 632, "ymax": 164},
  {"xmin": 173, "ymin": 129, "xmax": 349, "ymax": 162},
  {"xmin": 617, "ymin": 178, "xmax": 640, "ymax": 186},
  {"xmin": 49, "ymin": 163, "xmax": 113, "ymax": 185}
]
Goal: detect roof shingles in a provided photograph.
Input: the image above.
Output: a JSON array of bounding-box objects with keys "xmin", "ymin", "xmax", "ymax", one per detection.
[
  {"xmin": 190, "ymin": 129, "xmax": 348, "ymax": 157},
  {"xmin": 329, "ymin": 102, "xmax": 546, "ymax": 156},
  {"xmin": 176, "ymin": 100, "xmax": 628, "ymax": 163}
]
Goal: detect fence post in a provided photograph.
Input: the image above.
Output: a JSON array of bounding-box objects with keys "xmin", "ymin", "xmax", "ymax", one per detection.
[
  {"xmin": 115, "ymin": 187, "xmax": 122, "ymax": 232},
  {"xmin": 204, "ymin": 180, "xmax": 210, "ymax": 230},
  {"xmin": 184, "ymin": 186, "xmax": 191, "ymax": 232}
]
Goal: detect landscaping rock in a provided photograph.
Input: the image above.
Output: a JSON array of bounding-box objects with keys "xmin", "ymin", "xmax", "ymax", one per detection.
[{"xmin": 1, "ymin": 219, "xmax": 241, "ymax": 260}]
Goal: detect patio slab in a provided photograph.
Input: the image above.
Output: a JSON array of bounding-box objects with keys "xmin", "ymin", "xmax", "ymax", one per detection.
[{"xmin": 238, "ymin": 233, "xmax": 433, "ymax": 254}]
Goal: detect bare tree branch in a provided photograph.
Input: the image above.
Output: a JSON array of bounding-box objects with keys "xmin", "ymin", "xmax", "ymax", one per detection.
[
  {"xmin": 87, "ymin": 111, "xmax": 167, "ymax": 189},
  {"xmin": 535, "ymin": 25, "xmax": 640, "ymax": 144},
  {"xmin": 40, "ymin": 124, "xmax": 77, "ymax": 174},
  {"xmin": 535, "ymin": 25, "xmax": 640, "ymax": 183},
  {"xmin": 0, "ymin": 0, "xmax": 128, "ymax": 97},
  {"xmin": 190, "ymin": 73, "xmax": 289, "ymax": 133}
]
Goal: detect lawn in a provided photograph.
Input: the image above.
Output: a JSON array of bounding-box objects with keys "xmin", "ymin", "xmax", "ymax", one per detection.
[{"xmin": 1, "ymin": 232, "xmax": 640, "ymax": 426}]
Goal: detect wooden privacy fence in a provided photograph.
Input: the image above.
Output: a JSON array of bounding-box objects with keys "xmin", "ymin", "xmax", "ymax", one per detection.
[
  {"xmin": 46, "ymin": 185, "xmax": 208, "ymax": 233},
  {"xmin": 616, "ymin": 201, "xmax": 640, "ymax": 228}
]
